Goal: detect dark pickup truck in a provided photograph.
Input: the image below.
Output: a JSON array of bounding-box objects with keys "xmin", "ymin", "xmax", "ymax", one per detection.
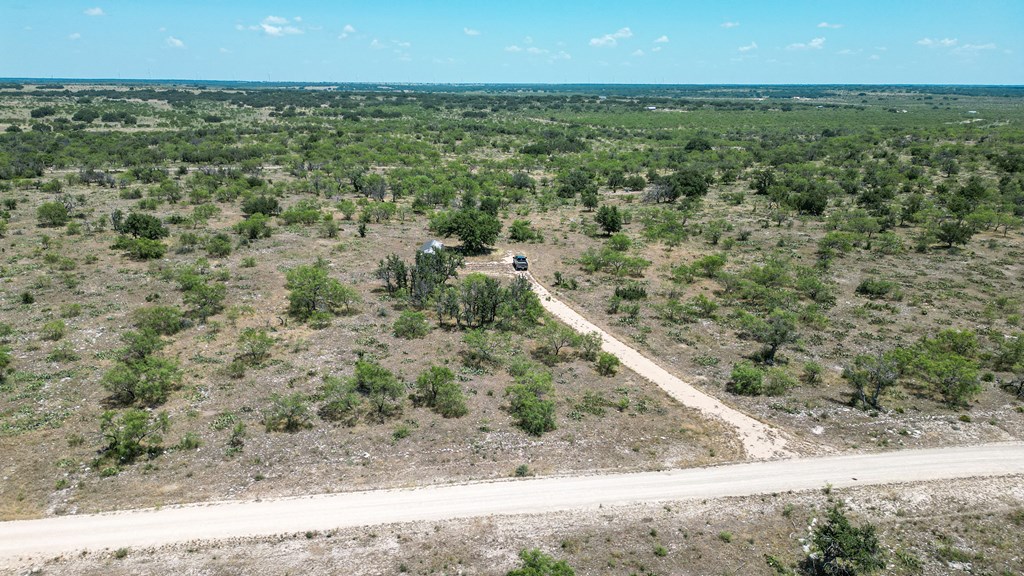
[{"xmin": 512, "ymin": 254, "xmax": 528, "ymax": 271}]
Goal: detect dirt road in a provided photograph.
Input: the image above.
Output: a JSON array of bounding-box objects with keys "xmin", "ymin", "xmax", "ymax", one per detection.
[
  {"xmin": 2, "ymin": 443, "xmax": 1021, "ymax": 567},
  {"xmin": 520, "ymin": 270, "xmax": 793, "ymax": 459}
]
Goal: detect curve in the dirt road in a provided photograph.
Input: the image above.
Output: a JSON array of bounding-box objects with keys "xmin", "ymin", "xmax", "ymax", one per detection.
[
  {"xmin": 1, "ymin": 443, "xmax": 1021, "ymax": 568},
  {"xmin": 523, "ymin": 271, "xmax": 793, "ymax": 459}
]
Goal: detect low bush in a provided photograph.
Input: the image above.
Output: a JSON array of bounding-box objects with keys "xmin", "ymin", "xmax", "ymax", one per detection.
[
  {"xmin": 728, "ymin": 361, "xmax": 764, "ymax": 395},
  {"xmin": 855, "ymin": 278, "xmax": 901, "ymax": 299},
  {"xmin": 263, "ymin": 393, "xmax": 312, "ymax": 432},
  {"xmin": 596, "ymin": 352, "xmax": 620, "ymax": 376},
  {"xmin": 393, "ymin": 310, "xmax": 430, "ymax": 339}
]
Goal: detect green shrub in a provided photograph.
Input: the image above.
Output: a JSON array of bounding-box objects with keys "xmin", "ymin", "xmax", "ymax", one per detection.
[
  {"xmin": 37, "ymin": 201, "xmax": 70, "ymax": 227},
  {"xmin": 802, "ymin": 361, "xmax": 823, "ymax": 385},
  {"xmin": 205, "ymin": 233, "xmax": 232, "ymax": 257},
  {"xmin": 112, "ymin": 236, "xmax": 167, "ymax": 260},
  {"xmin": 0, "ymin": 347, "xmax": 12, "ymax": 378},
  {"xmin": 40, "ymin": 319, "xmax": 67, "ymax": 341},
  {"xmin": 614, "ymin": 281, "xmax": 647, "ymax": 301},
  {"xmin": 415, "ymin": 365, "xmax": 467, "ymax": 418},
  {"xmin": 764, "ymin": 368, "xmax": 797, "ymax": 396},
  {"xmin": 241, "ymin": 195, "xmax": 281, "ymax": 217},
  {"xmin": 353, "ymin": 361, "xmax": 404, "ymax": 421},
  {"xmin": 596, "ymin": 352, "xmax": 620, "ymax": 376},
  {"xmin": 60, "ymin": 303, "xmax": 83, "ymax": 318},
  {"xmin": 279, "ymin": 199, "xmax": 324, "ymax": 225},
  {"xmin": 803, "ymin": 504, "xmax": 885, "ymax": 576},
  {"xmin": 393, "ymin": 310, "xmax": 430, "ymax": 339},
  {"xmin": 318, "ymin": 376, "xmax": 362, "ymax": 425},
  {"xmin": 100, "ymin": 409, "xmax": 169, "ymax": 464},
  {"xmin": 506, "ymin": 368, "xmax": 556, "ymax": 436},
  {"xmin": 120, "ymin": 213, "xmax": 168, "ymax": 240},
  {"xmin": 728, "ymin": 361, "xmax": 764, "ymax": 395},
  {"xmin": 132, "ymin": 306, "xmax": 185, "ymax": 336},
  {"xmin": 263, "ymin": 393, "xmax": 312, "ymax": 432},
  {"xmin": 237, "ymin": 327, "xmax": 274, "ymax": 365},
  {"xmin": 102, "ymin": 356, "xmax": 182, "ymax": 406},
  {"xmin": 286, "ymin": 259, "xmax": 361, "ymax": 320},
  {"xmin": 176, "ymin": 432, "xmax": 201, "ymax": 450},
  {"xmin": 690, "ymin": 253, "xmax": 727, "ymax": 278},
  {"xmin": 607, "ymin": 232, "xmax": 631, "ymax": 251},
  {"xmin": 508, "ymin": 219, "xmax": 543, "ymax": 242},
  {"xmin": 507, "ymin": 549, "xmax": 575, "ymax": 576},
  {"xmin": 233, "ymin": 213, "xmax": 273, "ymax": 241},
  {"xmin": 855, "ymin": 278, "xmax": 900, "ymax": 299},
  {"xmin": 46, "ymin": 343, "xmax": 80, "ymax": 363}
]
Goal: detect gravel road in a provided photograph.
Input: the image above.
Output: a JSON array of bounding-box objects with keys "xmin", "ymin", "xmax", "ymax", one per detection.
[{"xmin": 2, "ymin": 443, "xmax": 1021, "ymax": 567}]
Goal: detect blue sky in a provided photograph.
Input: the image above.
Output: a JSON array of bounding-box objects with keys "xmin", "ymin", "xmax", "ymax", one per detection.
[{"xmin": 1, "ymin": 0, "xmax": 1021, "ymax": 84}]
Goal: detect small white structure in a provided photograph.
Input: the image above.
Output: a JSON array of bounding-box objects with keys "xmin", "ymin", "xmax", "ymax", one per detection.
[{"xmin": 418, "ymin": 239, "xmax": 445, "ymax": 254}]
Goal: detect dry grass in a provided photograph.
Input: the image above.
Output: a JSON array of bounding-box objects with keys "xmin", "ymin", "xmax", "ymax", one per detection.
[{"xmin": 0, "ymin": 172, "xmax": 740, "ymax": 519}]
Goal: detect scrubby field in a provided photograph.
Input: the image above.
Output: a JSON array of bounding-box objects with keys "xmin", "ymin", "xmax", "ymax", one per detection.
[{"xmin": 0, "ymin": 81, "xmax": 1022, "ymax": 571}]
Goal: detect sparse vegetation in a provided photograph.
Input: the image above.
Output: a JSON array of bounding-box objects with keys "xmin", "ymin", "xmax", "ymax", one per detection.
[{"xmin": 0, "ymin": 81, "xmax": 1021, "ymax": 569}]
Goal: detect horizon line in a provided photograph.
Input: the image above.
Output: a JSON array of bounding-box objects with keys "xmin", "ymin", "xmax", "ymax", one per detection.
[{"xmin": 2, "ymin": 77, "xmax": 1023, "ymax": 89}]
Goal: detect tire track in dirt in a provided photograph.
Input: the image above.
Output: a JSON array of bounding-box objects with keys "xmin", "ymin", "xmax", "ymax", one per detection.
[{"xmin": 469, "ymin": 254, "xmax": 794, "ymax": 459}]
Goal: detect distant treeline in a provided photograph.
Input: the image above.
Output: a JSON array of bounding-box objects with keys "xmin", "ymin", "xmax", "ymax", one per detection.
[{"xmin": 3, "ymin": 80, "xmax": 1022, "ymax": 99}]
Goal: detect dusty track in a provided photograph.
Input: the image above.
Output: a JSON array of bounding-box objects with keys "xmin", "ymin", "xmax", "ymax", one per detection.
[
  {"xmin": 2, "ymin": 443, "xmax": 1021, "ymax": 567},
  {"xmin": 522, "ymin": 270, "xmax": 793, "ymax": 459},
  {"xmin": 468, "ymin": 254, "xmax": 793, "ymax": 458}
]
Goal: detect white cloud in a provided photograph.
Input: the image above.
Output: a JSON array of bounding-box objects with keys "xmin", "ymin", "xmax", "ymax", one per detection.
[
  {"xmin": 589, "ymin": 27, "xmax": 632, "ymax": 47},
  {"xmin": 654, "ymin": 35, "xmax": 669, "ymax": 43},
  {"xmin": 869, "ymin": 54, "xmax": 880, "ymax": 60},
  {"xmin": 527, "ymin": 46, "xmax": 547, "ymax": 55},
  {"xmin": 837, "ymin": 48, "xmax": 860, "ymax": 55},
  {"xmin": 166, "ymin": 36, "xmax": 185, "ymax": 49},
  {"xmin": 721, "ymin": 21, "xmax": 740, "ymax": 29},
  {"xmin": 370, "ymin": 38, "xmax": 385, "ymax": 49},
  {"xmin": 250, "ymin": 16, "xmax": 304, "ymax": 37},
  {"xmin": 68, "ymin": 32, "xmax": 81, "ymax": 40},
  {"xmin": 738, "ymin": 41, "xmax": 758, "ymax": 52},
  {"xmin": 956, "ymin": 42, "xmax": 996, "ymax": 53},
  {"xmin": 917, "ymin": 37, "xmax": 957, "ymax": 47},
  {"xmin": 523, "ymin": 36, "xmax": 533, "ymax": 44},
  {"xmin": 396, "ymin": 40, "xmax": 411, "ymax": 48},
  {"xmin": 339, "ymin": 24, "xmax": 355, "ymax": 39},
  {"xmin": 84, "ymin": 7, "xmax": 104, "ymax": 16},
  {"xmin": 817, "ymin": 22, "xmax": 843, "ymax": 29},
  {"xmin": 219, "ymin": 47, "xmax": 232, "ymax": 54},
  {"xmin": 651, "ymin": 46, "xmax": 662, "ymax": 52},
  {"xmin": 787, "ymin": 37, "xmax": 825, "ymax": 50},
  {"xmin": 551, "ymin": 51, "xmax": 571, "ymax": 61},
  {"xmin": 262, "ymin": 23, "xmax": 302, "ymax": 36},
  {"xmin": 631, "ymin": 49, "xmax": 644, "ymax": 57},
  {"xmin": 464, "ymin": 27, "xmax": 480, "ymax": 36},
  {"xmin": 505, "ymin": 45, "xmax": 523, "ymax": 52}
]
